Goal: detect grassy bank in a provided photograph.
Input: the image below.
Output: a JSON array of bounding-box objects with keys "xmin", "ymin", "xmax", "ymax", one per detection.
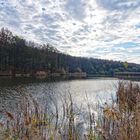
[{"xmin": 0, "ymin": 82, "xmax": 140, "ymax": 140}]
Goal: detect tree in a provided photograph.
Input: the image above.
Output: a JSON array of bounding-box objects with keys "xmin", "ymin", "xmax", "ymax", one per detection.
[
  {"xmin": 123, "ymin": 62, "xmax": 129, "ymax": 69},
  {"xmin": 0, "ymin": 27, "xmax": 140, "ymax": 76}
]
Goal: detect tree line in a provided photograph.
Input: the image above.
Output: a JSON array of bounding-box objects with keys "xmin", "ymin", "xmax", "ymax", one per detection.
[{"xmin": 0, "ymin": 27, "xmax": 140, "ymax": 76}]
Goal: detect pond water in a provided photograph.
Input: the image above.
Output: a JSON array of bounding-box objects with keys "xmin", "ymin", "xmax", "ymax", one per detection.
[
  {"xmin": 0, "ymin": 77, "xmax": 138, "ymax": 133},
  {"xmin": 0, "ymin": 77, "xmax": 118, "ymax": 111}
]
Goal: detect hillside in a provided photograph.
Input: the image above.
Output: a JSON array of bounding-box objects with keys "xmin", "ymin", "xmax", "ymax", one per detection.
[{"xmin": 0, "ymin": 27, "xmax": 140, "ymax": 76}]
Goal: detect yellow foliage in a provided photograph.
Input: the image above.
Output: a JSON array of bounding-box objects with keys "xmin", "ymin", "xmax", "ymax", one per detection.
[{"xmin": 103, "ymin": 107, "xmax": 120, "ymax": 120}]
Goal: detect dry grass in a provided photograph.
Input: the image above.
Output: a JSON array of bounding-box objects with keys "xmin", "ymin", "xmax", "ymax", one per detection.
[
  {"xmin": 0, "ymin": 88, "xmax": 97, "ymax": 140},
  {"xmin": 98, "ymin": 82, "xmax": 140, "ymax": 140},
  {"xmin": 0, "ymin": 82, "xmax": 140, "ymax": 140}
]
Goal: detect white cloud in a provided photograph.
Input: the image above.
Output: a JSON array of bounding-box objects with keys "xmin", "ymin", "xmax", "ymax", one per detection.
[{"xmin": 0, "ymin": 0, "xmax": 140, "ymax": 64}]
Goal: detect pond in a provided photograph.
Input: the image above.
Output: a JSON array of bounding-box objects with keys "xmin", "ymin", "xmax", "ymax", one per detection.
[{"xmin": 1, "ymin": 77, "xmax": 137, "ymax": 135}]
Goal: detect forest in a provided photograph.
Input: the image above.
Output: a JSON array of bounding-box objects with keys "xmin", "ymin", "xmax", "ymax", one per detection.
[{"xmin": 0, "ymin": 27, "xmax": 140, "ymax": 76}]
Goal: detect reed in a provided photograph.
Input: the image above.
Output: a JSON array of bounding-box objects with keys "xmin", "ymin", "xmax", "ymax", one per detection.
[
  {"xmin": 0, "ymin": 88, "xmax": 97, "ymax": 140},
  {"xmin": 0, "ymin": 82, "xmax": 140, "ymax": 140},
  {"xmin": 98, "ymin": 82, "xmax": 140, "ymax": 140}
]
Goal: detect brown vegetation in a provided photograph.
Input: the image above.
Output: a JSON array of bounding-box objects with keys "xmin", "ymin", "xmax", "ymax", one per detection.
[
  {"xmin": 0, "ymin": 82, "xmax": 140, "ymax": 140},
  {"xmin": 98, "ymin": 82, "xmax": 140, "ymax": 140}
]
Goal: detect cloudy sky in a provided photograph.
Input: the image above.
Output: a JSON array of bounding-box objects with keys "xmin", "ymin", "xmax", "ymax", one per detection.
[{"xmin": 0, "ymin": 0, "xmax": 140, "ymax": 64}]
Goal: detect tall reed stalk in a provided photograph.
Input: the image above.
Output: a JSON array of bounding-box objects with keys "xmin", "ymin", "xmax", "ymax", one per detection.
[
  {"xmin": 0, "ymin": 82, "xmax": 140, "ymax": 140},
  {"xmin": 98, "ymin": 82, "xmax": 140, "ymax": 140}
]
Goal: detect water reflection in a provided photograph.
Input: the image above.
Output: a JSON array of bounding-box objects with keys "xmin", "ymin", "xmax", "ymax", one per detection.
[{"xmin": 0, "ymin": 78, "xmax": 119, "ymax": 131}]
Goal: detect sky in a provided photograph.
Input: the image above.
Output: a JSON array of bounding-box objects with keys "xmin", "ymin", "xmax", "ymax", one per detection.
[{"xmin": 0, "ymin": 0, "xmax": 140, "ymax": 64}]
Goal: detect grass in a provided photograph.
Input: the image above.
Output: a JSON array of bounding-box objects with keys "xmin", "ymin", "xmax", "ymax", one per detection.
[
  {"xmin": 0, "ymin": 82, "xmax": 140, "ymax": 140},
  {"xmin": 0, "ymin": 88, "xmax": 97, "ymax": 140},
  {"xmin": 98, "ymin": 82, "xmax": 140, "ymax": 140}
]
